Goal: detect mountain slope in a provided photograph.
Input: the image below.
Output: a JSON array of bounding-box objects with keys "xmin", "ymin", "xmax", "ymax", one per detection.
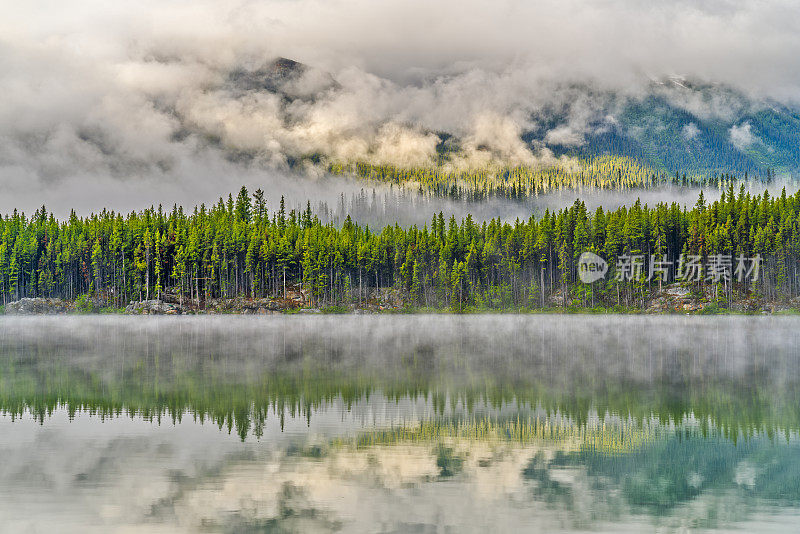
[
  {"xmin": 212, "ymin": 60, "xmax": 800, "ymax": 177},
  {"xmin": 549, "ymin": 82, "xmax": 800, "ymax": 177}
]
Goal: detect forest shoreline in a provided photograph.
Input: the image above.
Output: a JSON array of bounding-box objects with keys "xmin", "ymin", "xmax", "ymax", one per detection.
[
  {"xmin": 3, "ymin": 186, "xmax": 800, "ymax": 314},
  {"xmin": 3, "ymin": 291, "xmax": 799, "ymax": 316}
]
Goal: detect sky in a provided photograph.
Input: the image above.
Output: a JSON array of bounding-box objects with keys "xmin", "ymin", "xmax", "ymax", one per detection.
[{"xmin": 1, "ymin": 0, "xmax": 799, "ymax": 215}]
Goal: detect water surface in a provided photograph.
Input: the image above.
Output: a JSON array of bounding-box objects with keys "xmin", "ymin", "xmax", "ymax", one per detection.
[{"xmin": 1, "ymin": 315, "xmax": 799, "ymax": 533}]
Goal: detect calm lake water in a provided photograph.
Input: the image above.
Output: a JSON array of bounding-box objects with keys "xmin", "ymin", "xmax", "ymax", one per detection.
[{"xmin": 1, "ymin": 315, "xmax": 800, "ymax": 533}]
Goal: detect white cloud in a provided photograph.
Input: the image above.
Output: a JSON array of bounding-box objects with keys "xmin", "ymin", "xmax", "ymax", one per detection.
[
  {"xmin": 2, "ymin": 0, "xmax": 800, "ymax": 208},
  {"xmin": 682, "ymin": 122, "xmax": 700, "ymax": 141},
  {"xmin": 545, "ymin": 126, "xmax": 585, "ymax": 147},
  {"xmin": 729, "ymin": 122, "xmax": 756, "ymax": 150}
]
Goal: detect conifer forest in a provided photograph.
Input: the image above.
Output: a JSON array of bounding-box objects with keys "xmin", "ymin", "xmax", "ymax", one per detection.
[{"xmin": 2, "ymin": 181, "xmax": 798, "ymax": 311}]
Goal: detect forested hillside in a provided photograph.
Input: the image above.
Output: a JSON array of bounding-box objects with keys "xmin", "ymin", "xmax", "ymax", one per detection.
[
  {"xmin": 1, "ymin": 185, "xmax": 799, "ymax": 311},
  {"xmin": 560, "ymin": 87, "xmax": 800, "ymax": 177},
  {"xmin": 329, "ymin": 155, "xmax": 773, "ymax": 201}
]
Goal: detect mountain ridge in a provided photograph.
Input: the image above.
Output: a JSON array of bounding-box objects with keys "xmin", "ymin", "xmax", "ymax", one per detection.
[{"xmin": 217, "ymin": 58, "xmax": 800, "ymax": 177}]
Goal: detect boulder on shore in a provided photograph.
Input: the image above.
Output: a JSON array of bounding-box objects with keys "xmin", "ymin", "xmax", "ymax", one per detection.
[
  {"xmin": 125, "ymin": 300, "xmax": 184, "ymax": 315},
  {"xmin": 4, "ymin": 298, "xmax": 71, "ymax": 315}
]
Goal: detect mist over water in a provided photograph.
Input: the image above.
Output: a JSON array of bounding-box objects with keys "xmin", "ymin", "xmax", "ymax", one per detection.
[
  {"xmin": 2, "ymin": 315, "xmax": 799, "ymax": 391},
  {"xmin": 1, "ymin": 315, "xmax": 800, "ymax": 533}
]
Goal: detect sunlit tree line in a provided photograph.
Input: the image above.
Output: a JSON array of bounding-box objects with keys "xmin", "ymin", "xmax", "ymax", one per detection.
[
  {"xmin": 0, "ymin": 184, "xmax": 798, "ymax": 309},
  {"xmin": 329, "ymin": 155, "xmax": 772, "ymax": 201}
]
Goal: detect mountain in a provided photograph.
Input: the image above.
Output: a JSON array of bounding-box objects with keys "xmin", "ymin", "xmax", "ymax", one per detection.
[
  {"xmin": 219, "ymin": 60, "xmax": 800, "ymax": 177},
  {"xmin": 553, "ymin": 80, "xmax": 800, "ymax": 177},
  {"xmin": 226, "ymin": 57, "xmax": 340, "ymax": 101}
]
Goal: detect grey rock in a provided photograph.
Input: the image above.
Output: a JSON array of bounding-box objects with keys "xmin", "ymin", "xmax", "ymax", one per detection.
[
  {"xmin": 4, "ymin": 298, "xmax": 70, "ymax": 315},
  {"xmin": 124, "ymin": 300, "xmax": 184, "ymax": 315}
]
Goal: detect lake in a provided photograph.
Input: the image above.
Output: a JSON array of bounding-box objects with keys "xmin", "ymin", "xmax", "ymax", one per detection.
[{"xmin": 1, "ymin": 315, "xmax": 799, "ymax": 533}]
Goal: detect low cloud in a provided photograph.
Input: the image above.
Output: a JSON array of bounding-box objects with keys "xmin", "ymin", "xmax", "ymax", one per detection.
[
  {"xmin": 729, "ymin": 122, "xmax": 756, "ymax": 150},
  {"xmin": 1, "ymin": 0, "xmax": 800, "ymax": 209},
  {"xmin": 682, "ymin": 122, "xmax": 700, "ymax": 141}
]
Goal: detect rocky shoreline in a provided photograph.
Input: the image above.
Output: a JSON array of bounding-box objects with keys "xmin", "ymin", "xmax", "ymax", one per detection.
[
  {"xmin": 2, "ymin": 284, "xmax": 799, "ymax": 316},
  {"xmin": 0, "ymin": 294, "xmax": 314, "ymax": 316},
  {"xmin": 3, "ymin": 298, "xmax": 75, "ymax": 315}
]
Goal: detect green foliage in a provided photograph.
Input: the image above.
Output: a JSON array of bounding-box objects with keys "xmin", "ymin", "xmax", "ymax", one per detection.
[
  {"xmin": 698, "ymin": 302, "xmax": 726, "ymax": 315},
  {"xmin": 73, "ymin": 294, "xmax": 95, "ymax": 314}
]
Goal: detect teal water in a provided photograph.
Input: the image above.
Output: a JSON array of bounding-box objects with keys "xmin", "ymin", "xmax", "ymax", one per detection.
[{"xmin": 1, "ymin": 315, "xmax": 799, "ymax": 533}]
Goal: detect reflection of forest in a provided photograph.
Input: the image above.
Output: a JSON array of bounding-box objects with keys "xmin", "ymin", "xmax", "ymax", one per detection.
[
  {"xmin": 2, "ymin": 316, "xmax": 800, "ymax": 437},
  {"xmin": 2, "ymin": 359, "xmax": 800, "ymax": 439}
]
